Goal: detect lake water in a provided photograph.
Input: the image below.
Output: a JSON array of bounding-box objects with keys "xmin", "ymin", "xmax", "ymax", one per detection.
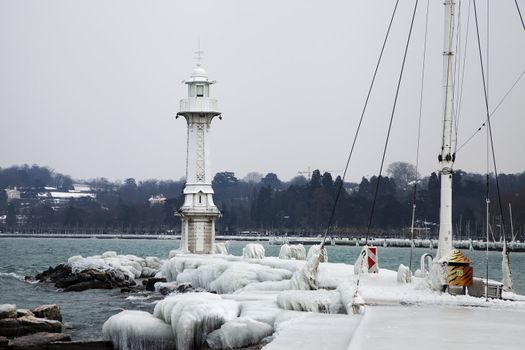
[{"xmin": 0, "ymin": 237, "xmax": 524, "ymax": 340}]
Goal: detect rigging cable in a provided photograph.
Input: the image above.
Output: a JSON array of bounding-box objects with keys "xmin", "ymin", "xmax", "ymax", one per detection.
[
  {"xmin": 473, "ymin": 0, "xmax": 510, "ymax": 296},
  {"xmin": 365, "ymin": 0, "xmax": 420, "ymax": 245},
  {"xmin": 320, "ymin": 0, "xmax": 400, "ymax": 247},
  {"xmin": 461, "ymin": 0, "xmax": 525, "ymax": 154},
  {"xmin": 452, "ymin": 0, "xmax": 463, "ymax": 154},
  {"xmin": 455, "ymin": 67, "xmax": 525, "ymax": 153},
  {"xmin": 409, "ymin": 0, "xmax": 430, "ymax": 275},
  {"xmin": 515, "ymin": 0, "xmax": 525, "ymax": 32},
  {"xmin": 455, "ymin": 0, "xmax": 473, "ymax": 153}
]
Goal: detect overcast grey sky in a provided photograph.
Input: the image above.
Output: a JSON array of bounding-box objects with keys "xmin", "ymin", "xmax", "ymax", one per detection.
[{"xmin": 1, "ymin": 0, "xmax": 524, "ymax": 182}]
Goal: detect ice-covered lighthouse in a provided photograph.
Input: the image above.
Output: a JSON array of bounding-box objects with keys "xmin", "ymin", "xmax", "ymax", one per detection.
[{"xmin": 176, "ymin": 53, "xmax": 221, "ymax": 254}]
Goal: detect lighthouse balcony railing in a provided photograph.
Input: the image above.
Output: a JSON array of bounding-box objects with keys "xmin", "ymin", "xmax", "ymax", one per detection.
[{"xmin": 180, "ymin": 98, "xmax": 219, "ymax": 113}]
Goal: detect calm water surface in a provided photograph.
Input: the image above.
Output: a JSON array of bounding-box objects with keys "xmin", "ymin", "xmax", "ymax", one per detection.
[{"xmin": 0, "ymin": 237, "xmax": 523, "ymax": 340}]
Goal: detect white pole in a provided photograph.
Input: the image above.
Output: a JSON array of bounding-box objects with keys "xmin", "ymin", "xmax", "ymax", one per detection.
[{"xmin": 437, "ymin": 0, "xmax": 456, "ymax": 260}]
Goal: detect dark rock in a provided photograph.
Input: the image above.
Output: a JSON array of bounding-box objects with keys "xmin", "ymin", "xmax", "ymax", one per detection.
[
  {"xmin": 0, "ymin": 316, "xmax": 62, "ymax": 338},
  {"xmin": 34, "ymin": 264, "xmax": 135, "ymax": 292},
  {"xmin": 0, "ymin": 336, "xmax": 8, "ymax": 346},
  {"xmin": 143, "ymin": 277, "xmax": 167, "ymax": 291},
  {"xmin": 35, "ymin": 265, "xmax": 72, "ymax": 283},
  {"xmin": 177, "ymin": 282, "xmax": 193, "ymax": 293},
  {"xmin": 0, "ymin": 304, "xmax": 17, "ymax": 319},
  {"xmin": 8, "ymin": 332, "xmax": 70, "ymax": 349},
  {"xmin": 63, "ymin": 280, "xmax": 113, "ymax": 292},
  {"xmin": 30, "ymin": 305, "xmax": 62, "ymax": 322},
  {"xmin": 48, "ymin": 340, "xmax": 113, "ymax": 350}
]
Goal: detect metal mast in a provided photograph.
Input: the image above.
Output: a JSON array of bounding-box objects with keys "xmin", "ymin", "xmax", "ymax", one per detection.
[{"xmin": 436, "ymin": 0, "xmax": 456, "ymax": 260}]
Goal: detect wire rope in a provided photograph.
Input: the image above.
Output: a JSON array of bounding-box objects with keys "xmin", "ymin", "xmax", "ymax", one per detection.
[
  {"xmin": 409, "ymin": 0, "xmax": 430, "ymax": 275},
  {"xmin": 320, "ymin": 0, "xmax": 401, "ymax": 247},
  {"xmin": 365, "ymin": 0, "xmax": 420, "ymax": 245}
]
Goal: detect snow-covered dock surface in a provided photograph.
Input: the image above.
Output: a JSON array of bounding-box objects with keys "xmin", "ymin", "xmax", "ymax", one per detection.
[
  {"xmin": 348, "ymin": 306, "xmax": 525, "ymax": 350},
  {"xmin": 264, "ymin": 313, "xmax": 361, "ymax": 350}
]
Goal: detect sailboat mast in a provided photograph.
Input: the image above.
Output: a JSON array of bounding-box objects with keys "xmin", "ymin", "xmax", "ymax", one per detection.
[{"xmin": 437, "ymin": 0, "xmax": 456, "ymax": 260}]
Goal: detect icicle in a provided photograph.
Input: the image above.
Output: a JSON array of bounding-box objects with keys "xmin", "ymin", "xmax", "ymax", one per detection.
[{"xmin": 501, "ymin": 239, "xmax": 514, "ymax": 292}]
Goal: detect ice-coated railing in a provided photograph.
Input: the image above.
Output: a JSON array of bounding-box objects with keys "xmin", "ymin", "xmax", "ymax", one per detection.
[{"xmin": 180, "ymin": 98, "xmax": 219, "ymax": 113}]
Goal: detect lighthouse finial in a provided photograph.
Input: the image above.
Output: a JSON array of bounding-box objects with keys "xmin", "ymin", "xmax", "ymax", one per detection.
[{"xmin": 195, "ymin": 40, "xmax": 204, "ymax": 66}]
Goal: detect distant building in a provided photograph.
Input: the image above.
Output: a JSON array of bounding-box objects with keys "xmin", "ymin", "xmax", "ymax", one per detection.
[
  {"xmin": 38, "ymin": 191, "xmax": 96, "ymax": 205},
  {"xmin": 4, "ymin": 188, "xmax": 21, "ymax": 202},
  {"xmin": 71, "ymin": 184, "xmax": 93, "ymax": 193},
  {"xmin": 148, "ymin": 194, "xmax": 167, "ymax": 206}
]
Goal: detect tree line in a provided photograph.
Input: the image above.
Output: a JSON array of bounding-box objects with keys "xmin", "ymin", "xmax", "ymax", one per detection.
[{"xmin": 1, "ymin": 164, "xmax": 524, "ymax": 240}]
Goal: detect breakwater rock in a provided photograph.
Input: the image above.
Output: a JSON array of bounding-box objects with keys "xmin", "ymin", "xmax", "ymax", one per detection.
[{"xmin": 32, "ymin": 264, "xmax": 135, "ymax": 292}]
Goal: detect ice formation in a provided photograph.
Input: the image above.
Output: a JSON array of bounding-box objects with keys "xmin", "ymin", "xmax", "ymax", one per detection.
[
  {"xmin": 276, "ymin": 290, "xmax": 343, "ymax": 313},
  {"xmin": 397, "ymin": 264, "xmax": 411, "ymax": 283},
  {"xmin": 306, "ymin": 244, "xmax": 327, "ymax": 262},
  {"xmin": 102, "ymin": 310, "xmax": 175, "ymax": 350},
  {"xmin": 502, "ymin": 241, "xmax": 514, "ymax": 292},
  {"xmin": 101, "ymin": 242, "xmax": 525, "ymax": 350},
  {"xmin": 206, "ymin": 317, "xmax": 273, "ymax": 349},
  {"xmin": 289, "ymin": 245, "xmax": 325, "ymax": 290},
  {"xmin": 213, "ymin": 242, "xmax": 229, "ymax": 255},
  {"xmin": 67, "ymin": 252, "xmax": 162, "ymax": 280},
  {"xmin": 152, "ymin": 292, "xmax": 240, "ymax": 350},
  {"xmin": 279, "ymin": 244, "xmax": 306, "ymax": 260},
  {"xmin": 242, "ymin": 243, "xmax": 265, "ymax": 259},
  {"xmin": 162, "ymin": 255, "xmax": 293, "ymax": 294},
  {"xmin": 414, "ymin": 253, "xmax": 433, "ymax": 278}
]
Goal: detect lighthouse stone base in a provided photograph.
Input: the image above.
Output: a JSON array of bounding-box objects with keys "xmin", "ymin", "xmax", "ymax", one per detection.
[{"xmin": 178, "ymin": 210, "xmax": 220, "ymax": 254}]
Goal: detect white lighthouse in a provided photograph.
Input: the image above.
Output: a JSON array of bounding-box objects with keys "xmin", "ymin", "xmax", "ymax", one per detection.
[{"xmin": 176, "ymin": 55, "xmax": 221, "ymax": 254}]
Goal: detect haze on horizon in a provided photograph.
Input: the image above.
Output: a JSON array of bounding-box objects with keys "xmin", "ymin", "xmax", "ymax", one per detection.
[{"xmin": 1, "ymin": 0, "xmax": 524, "ymax": 183}]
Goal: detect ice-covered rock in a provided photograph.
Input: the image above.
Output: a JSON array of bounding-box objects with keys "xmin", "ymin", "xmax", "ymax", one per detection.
[
  {"xmin": 210, "ymin": 263, "xmax": 292, "ymax": 294},
  {"xmin": 153, "ymin": 293, "xmax": 240, "ymax": 350},
  {"xmin": 397, "ymin": 264, "xmax": 411, "ymax": 283},
  {"xmin": 279, "ymin": 244, "xmax": 306, "ymax": 260},
  {"xmin": 238, "ymin": 300, "xmax": 283, "ymax": 325},
  {"xmin": 154, "ymin": 281, "xmax": 179, "ymax": 295},
  {"xmin": 277, "ymin": 290, "xmax": 343, "ymax": 313},
  {"xmin": 243, "ymin": 243, "xmax": 265, "ymax": 259},
  {"xmin": 163, "ymin": 256, "xmax": 292, "ymax": 294},
  {"xmin": 168, "ymin": 250, "xmax": 180, "ymax": 259},
  {"xmin": 206, "ymin": 317, "xmax": 273, "ymax": 349},
  {"xmin": 213, "ymin": 242, "xmax": 229, "ymax": 255},
  {"xmin": 153, "ymin": 292, "xmax": 222, "ymax": 325},
  {"xmin": 102, "ymin": 251, "xmax": 118, "ymax": 258},
  {"xmin": 161, "ymin": 255, "xmax": 230, "ymax": 283},
  {"xmin": 103, "ymin": 310, "xmax": 175, "ymax": 350},
  {"xmin": 67, "ymin": 253, "xmax": 162, "ymax": 281}
]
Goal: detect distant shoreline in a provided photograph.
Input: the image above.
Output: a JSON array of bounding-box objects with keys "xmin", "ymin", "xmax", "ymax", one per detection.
[{"xmin": 1, "ymin": 233, "xmax": 524, "ymax": 252}]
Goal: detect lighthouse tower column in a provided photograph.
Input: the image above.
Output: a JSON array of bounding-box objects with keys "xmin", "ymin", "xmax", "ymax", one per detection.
[{"xmin": 176, "ymin": 58, "xmax": 221, "ymax": 254}]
